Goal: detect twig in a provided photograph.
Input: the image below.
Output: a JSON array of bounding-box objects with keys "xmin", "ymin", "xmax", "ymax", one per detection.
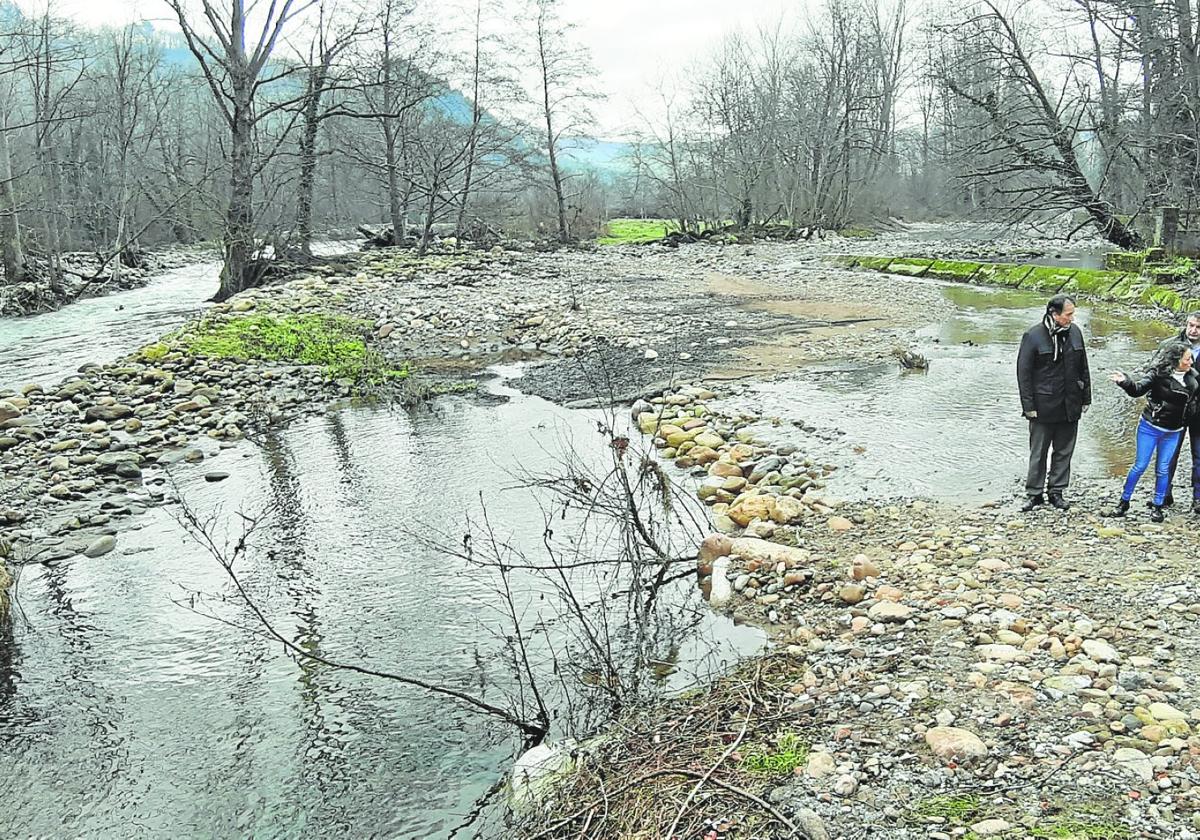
[{"xmin": 664, "ymin": 683, "xmax": 756, "ymax": 839}]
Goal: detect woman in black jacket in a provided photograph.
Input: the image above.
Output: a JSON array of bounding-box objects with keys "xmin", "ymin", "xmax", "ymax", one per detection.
[{"xmin": 1107, "ymin": 338, "xmax": 1200, "ymax": 521}]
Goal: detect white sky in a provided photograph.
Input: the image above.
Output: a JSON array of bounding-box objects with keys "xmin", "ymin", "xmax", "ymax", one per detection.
[{"xmin": 17, "ymin": 0, "xmax": 795, "ymax": 138}]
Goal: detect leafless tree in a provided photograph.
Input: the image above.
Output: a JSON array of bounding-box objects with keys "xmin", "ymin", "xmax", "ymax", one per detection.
[{"xmin": 165, "ymin": 0, "xmax": 315, "ymax": 300}]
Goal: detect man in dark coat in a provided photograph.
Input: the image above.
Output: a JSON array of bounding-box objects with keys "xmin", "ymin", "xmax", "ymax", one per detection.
[
  {"xmin": 1165, "ymin": 311, "xmax": 1200, "ymax": 512},
  {"xmin": 1016, "ymin": 294, "xmax": 1092, "ymax": 511}
]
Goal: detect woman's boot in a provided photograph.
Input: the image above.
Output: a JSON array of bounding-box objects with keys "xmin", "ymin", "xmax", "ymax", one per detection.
[
  {"xmin": 1106, "ymin": 499, "xmax": 1130, "ymax": 518},
  {"xmin": 1150, "ymin": 504, "xmax": 1166, "ymax": 523}
]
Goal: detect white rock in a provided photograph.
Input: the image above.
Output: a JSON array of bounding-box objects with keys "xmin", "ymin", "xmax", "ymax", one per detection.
[
  {"xmin": 709, "ymin": 556, "xmax": 732, "ymax": 608},
  {"xmin": 1082, "ymin": 638, "xmax": 1120, "ymax": 663},
  {"xmin": 1113, "ymin": 747, "xmax": 1153, "ymax": 782}
]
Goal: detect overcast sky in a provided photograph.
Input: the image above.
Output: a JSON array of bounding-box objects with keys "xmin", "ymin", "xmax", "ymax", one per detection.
[{"xmin": 15, "ymin": 0, "xmax": 793, "ymax": 138}]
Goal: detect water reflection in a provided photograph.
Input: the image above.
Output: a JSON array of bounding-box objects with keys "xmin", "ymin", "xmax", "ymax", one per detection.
[
  {"xmin": 724, "ymin": 285, "xmax": 1192, "ymax": 500},
  {"xmin": 0, "ymin": 384, "xmax": 764, "ymax": 839}
]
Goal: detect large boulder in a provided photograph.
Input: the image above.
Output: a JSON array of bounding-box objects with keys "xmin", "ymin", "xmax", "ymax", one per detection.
[
  {"xmin": 0, "ymin": 401, "xmax": 19, "ymax": 423},
  {"xmin": 925, "ymin": 727, "xmax": 988, "ymax": 763},
  {"xmin": 730, "ymin": 537, "xmax": 811, "ymax": 569},
  {"xmin": 727, "ymin": 494, "xmax": 777, "ymax": 527}
]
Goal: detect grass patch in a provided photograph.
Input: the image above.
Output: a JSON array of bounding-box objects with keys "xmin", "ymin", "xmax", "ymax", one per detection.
[
  {"xmin": 906, "ymin": 794, "xmax": 982, "ymax": 825},
  {"xmin": 598, "ymin": 218, "xmax": 681, "ymax": 245},
  {"xmin": 739, "ymin": 731, "xmax": 808, "ymax": 775},
  {"xmin": 180, "ymin": 313, "xmax": 407, "ymax": 384},
  {"xmin": 1030, "ymin": 816, "xmax": 1131, "ymax": 839}
]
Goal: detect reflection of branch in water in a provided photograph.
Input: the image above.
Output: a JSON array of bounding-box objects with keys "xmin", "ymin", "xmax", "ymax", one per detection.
[{"xmin": 167, "ymin": 487, "xmax": 550, "ymax": 743}]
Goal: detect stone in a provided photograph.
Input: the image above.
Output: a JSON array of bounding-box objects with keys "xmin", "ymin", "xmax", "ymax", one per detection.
[
  {"xmin": 827, "ymin": 516, "xmax": 853, "ymax": 532},
  {"xmin": 698, "ymin": 534, "xmax": 733, "ymax": 565},
  {"xmin": 727, "ymin": 494, "xmax": 777, "ymax": 527},
  {"xmin": 1041, "ymin": 675, "xmax": 1092, "ymax": 698},
  {"xmin": 851, "ymin": 558, "xmax": 879, "ymax": 580},
  {"xmin": 96, "ymin": 451, "xmax": 143, "ymax": 471},
  {"xmin": 1082, "ymin": 639, "xmax": 1121, "ymax": 663},
  {"xmin": 85, "ymin": 404, "xmax": 133, "ymax": 422},
  {"xmin": 838, "ymin": 584, "xmax": 866, "ymax": 604},
  {"xmin": 805, "ymin": 751, "xmax": 837, "ymax": 779},
  {"xmin": 770, "ymin": 496, "xmax": 806, "ymax": 524},
  {"xmin": 833, "ymin": 774, "xmax": 858, "ymax": 796},
  {"xmin": 83, "ymin": 535, "xmax": 117, "ymax": 558},
  {"xmin": 970, "ymin": 819, "xmax": 1011, "ymax": 837},
  {"xmin": 730, "ymin": 537, "xmax": 810, "ymax": 569},
  {"xmin": 1149, "ymin": 702, "xmax": 1188, "ymax": 722},
  {"xmin": 204, "ymin": 471, "xmax": 230, "ymax": 483},
  {"xmin": 925, "ymin": 727, "xmax": 988, "ymax": 763},
  {"xmin": 1113, "ymin": 747, "xmax": 1153, "ymax": 782},
  {"xmin": 868, "ymin": 602, "xmax": 913, "ymax": 623},
  {"xmin": 0, "ymin": 401, "xmax": 18, "ymax": 423}
]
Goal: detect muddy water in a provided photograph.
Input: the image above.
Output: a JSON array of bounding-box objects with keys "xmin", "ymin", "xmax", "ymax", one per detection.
[
  {"xmin": 718, "ymin": 282, "xmax": 1179, "ymax": 502},
  {"xmin": 0, "ymin": 369, "xmax": 763, "ymax": 839}
]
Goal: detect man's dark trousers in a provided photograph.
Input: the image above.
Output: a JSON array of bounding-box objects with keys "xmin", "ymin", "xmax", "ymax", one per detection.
[
  {"xmin": 1166, "ymin": 416, "xmax": 1200, "ymax": 502},
  {"xmin": 1026, "ymin": 419, "xmax": 1078, "ymax": 496}
]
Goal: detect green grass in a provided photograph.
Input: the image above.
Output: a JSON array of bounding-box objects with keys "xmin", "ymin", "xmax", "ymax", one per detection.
[
  {"xmin": 179, "ymin": 313, "xmax": 407, "ymax": 384},
  {"xmin": 837, "ymin": 226, "xmax": 876, "ymax": 238},
  {"xmin": 927, "ymin": 259, "xmax": 983, "ymax": 281},
  {"xmin": 1030, "ymin": 816, "xmax": 1131, "ymax": 839},
  {"xmin": 906, "ymin": 794, "xmax": 982, "ymax": 826},
  {"xmin": 598, "ymin": 218, "xmax": 681, "ymax": 244},
  {"xmin": 739, "ymin": 731, "xmax": 808, "ymax": 776}
]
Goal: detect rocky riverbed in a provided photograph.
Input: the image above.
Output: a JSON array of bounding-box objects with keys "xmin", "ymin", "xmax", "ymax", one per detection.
[
  {"xmin": 1, "ymin": 230, "xmax": 1195, "ymax": 838},
  {"xmin": 522, "ymin": 376, "xmax": 1200, "ymax": 839}
]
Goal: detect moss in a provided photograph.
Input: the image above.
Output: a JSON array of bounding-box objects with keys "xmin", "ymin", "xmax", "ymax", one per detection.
[
  {"xmin": 1104, "ymin": 251, "xmax": 1144, "ymax": 272},
  {"xmin": 1059, "ymin": 268, "xmax": 1128, "ymax": 296},
  {"xmin": 138, "ymin": 342, "xmax": 170, "ymax": 363},
  {"xmin": 1019, "ymin": 265, "xmax": 1077, "ymax": 292},
  {"xmin": 975, "ymin": 263, "xmax": 1032, "ymax": 287},
  {"xmin": 739, "ymin": 731, "xmax": 809, "ymax": 776},
  {"xmin": 1106, "ymin": 275, "xmax": 1151, "ymax": 302},
  {"xmin": 830, "ymin": 254, "xmax": 860, "ymax": 268},
  {"xmin": 855, "ymin": 256, "xmax": 894, "ymax": 271},
  {"xmin": 179, "ymin": 313, "xmax": 407, "ymax": 383},
  {"xmin": 886, "ymin": 257, "xmax": 933, "ymax": 277},
  {"xmin": 927, "ymin": 259, "xmax": 983, "ymax": 281}
]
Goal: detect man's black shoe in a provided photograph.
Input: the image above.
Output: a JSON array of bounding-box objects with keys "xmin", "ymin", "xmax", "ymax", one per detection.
[
  {"xmin": 1021, "ymin": 495, "xmax": 1045, "ymax": 512},
  {"xmin": 1105, "ymin": 499, "xmax": 1130, "ymax": 518},
  {"xmin": 1192, "ymin": 499, "xmax": 1200, "ymax": 515},
  {"xmin": 1164, "ymin": 494, "xmax": 1176, "ymax": 507},
  {"xmin": 1150, "ymin": 504, "xmax": 1166, "ymax": 523},
  {"xmin": 1047, "ymin": 493, "xmax": 1070, "ymax": 510}
]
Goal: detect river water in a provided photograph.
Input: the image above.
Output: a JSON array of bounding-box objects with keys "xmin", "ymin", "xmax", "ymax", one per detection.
[
  {"xmin": 0, "ymin": 242, "xmax": 351, "ymax": 391},
  {"xmin": 0, "ymin": 370, "xmax": 765, "ymax": 838},
  {"xmin": 723, "ymin": 281, "xmax": 1180, "ymax": 502},
  {"xmin": 0, "ymin": 255, "xmax": 1188, "ymax": 838}
]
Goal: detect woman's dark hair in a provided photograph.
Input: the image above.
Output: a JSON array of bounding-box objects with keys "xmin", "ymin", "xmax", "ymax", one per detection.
[{"xmin": 1148, "ymin": 338, "xmax": 1193, "ymax": 377}]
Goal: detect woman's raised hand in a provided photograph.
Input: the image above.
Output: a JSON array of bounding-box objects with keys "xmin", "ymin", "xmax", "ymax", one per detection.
[{"xmin": 1109, "ymin": 371, "xmax": 1126, "ymax": 384}]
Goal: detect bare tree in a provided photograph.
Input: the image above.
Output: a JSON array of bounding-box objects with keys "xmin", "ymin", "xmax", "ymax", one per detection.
[
  {"xmin": 530, "ymin": 0, "xmax": 596, "ymax": 242},
  {"xmin": 165, "ymin": 0, "xmax": 315, "ymax": 300}
]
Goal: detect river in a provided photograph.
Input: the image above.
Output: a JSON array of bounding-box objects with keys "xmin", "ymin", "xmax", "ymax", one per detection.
[{"xmin": 0, "ymin": 253, "xmax": 1188, "ymax": 838}]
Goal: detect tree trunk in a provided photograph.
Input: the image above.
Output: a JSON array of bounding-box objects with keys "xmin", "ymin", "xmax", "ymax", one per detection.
[
  {"xmin": 296, "ymin": 65, "xmax": 327, "ymax": 258},
  {"xmin": 0, "ymin": 123, "xmax": 26, "ymax": 285},
  {"xmin": 218, "ymin": 102, "xmax": 255, "ymax": 301}
]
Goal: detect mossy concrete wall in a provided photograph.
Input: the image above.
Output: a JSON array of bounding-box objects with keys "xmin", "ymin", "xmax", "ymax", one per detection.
[{"xmin": 832, "ymin": 255, "xmax": 1200, "ymax": 315}]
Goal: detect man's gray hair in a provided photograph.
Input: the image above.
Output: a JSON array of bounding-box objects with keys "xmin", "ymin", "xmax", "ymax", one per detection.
[
  {"xmin": 1187, "ymin": 310, "xmax": 1200, "ymax": 323},
  {"xmin": 1047, "ymin": 294, "xmax": 1076, "ymax": 315}
]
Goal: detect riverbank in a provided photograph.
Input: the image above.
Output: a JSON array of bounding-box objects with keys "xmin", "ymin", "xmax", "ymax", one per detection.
[
  {"xmin": 0, "ymin": 243, "xmax": 225, "ymax": 317},
  {"xmin": 2, "ymin": 231, "xmax": 1198, "ymax": 837},
  {"xmin": 520, "ymin": 368, "xmax": 1200, "ymax": 839}
]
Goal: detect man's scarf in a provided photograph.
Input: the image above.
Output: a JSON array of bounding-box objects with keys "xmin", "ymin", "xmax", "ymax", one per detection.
[{"xmin": 1043, "ymin": 313, "xmax": 1069, "ymax": 362}]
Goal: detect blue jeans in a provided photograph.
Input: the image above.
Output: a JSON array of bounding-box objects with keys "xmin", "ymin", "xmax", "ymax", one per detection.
[{"xmin": 1122, "ymin": 418, "xmax": 1185, "ymax": 505}]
